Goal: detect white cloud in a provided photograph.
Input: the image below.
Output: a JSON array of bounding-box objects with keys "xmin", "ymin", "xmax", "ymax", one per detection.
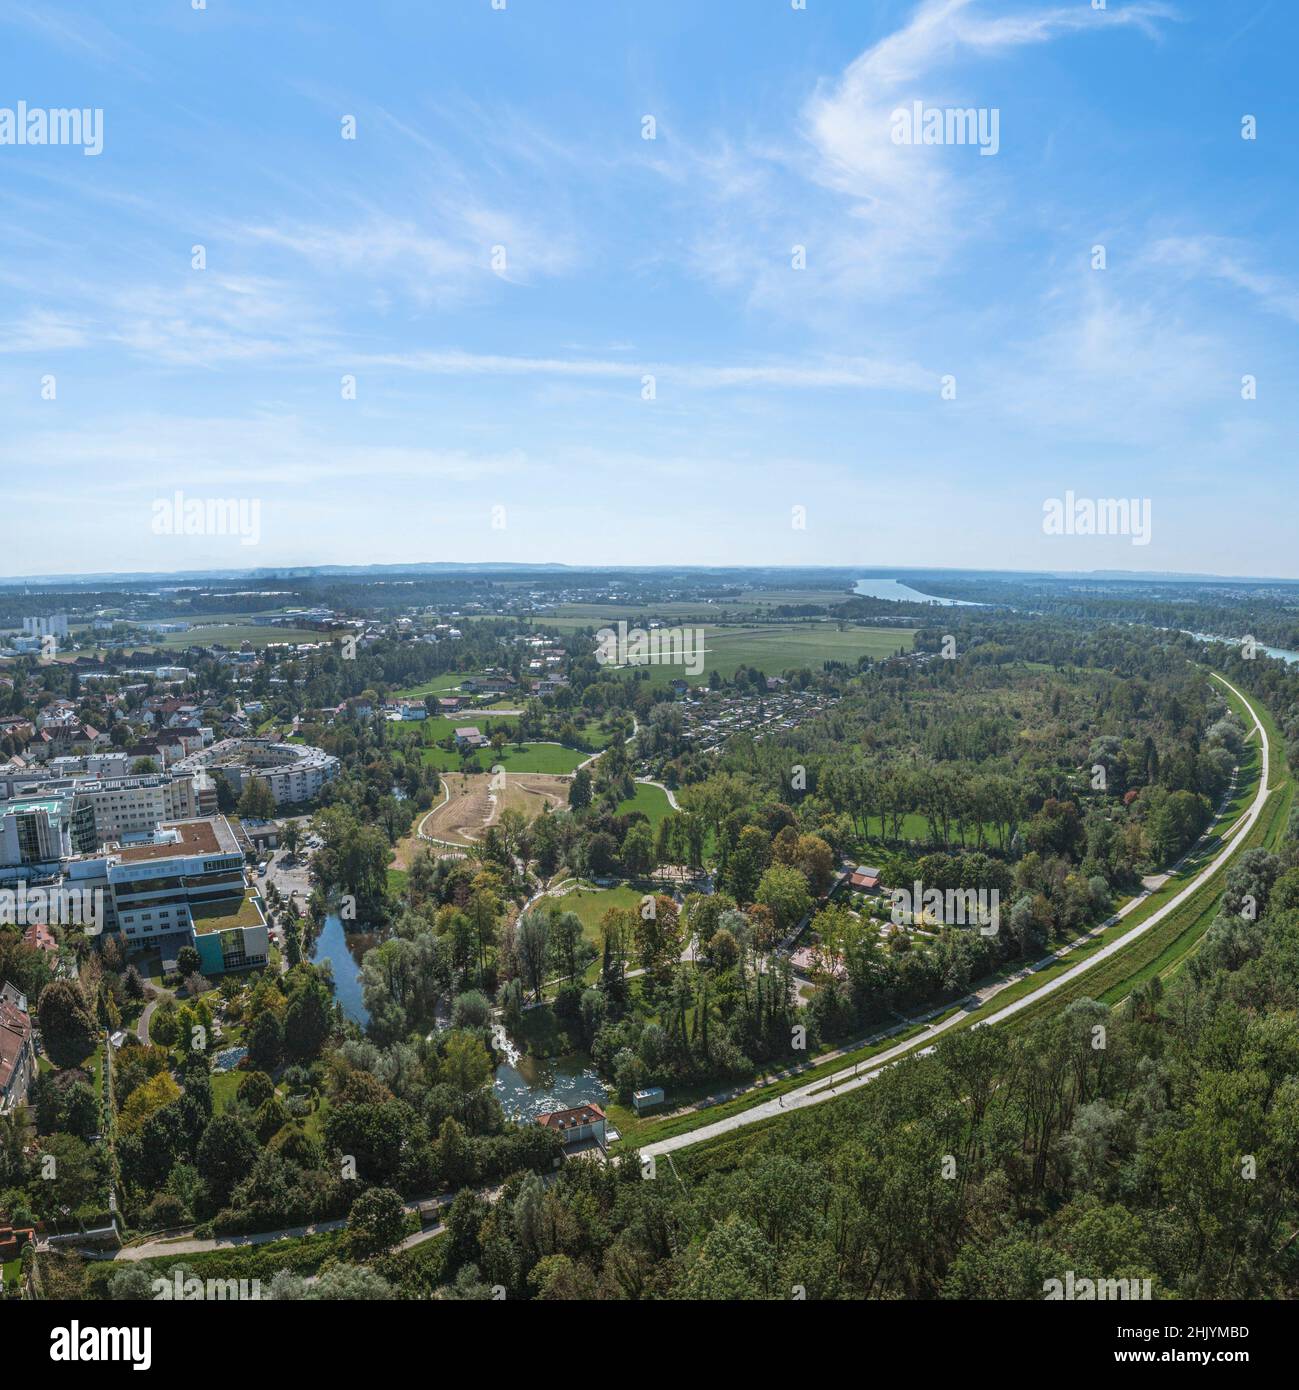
[
  {"xmin": 1147, "ymin": 235, "xmax": 1299, "ymax": 326},
  {"xmin": 0, "ymin": 309, "xmax": 88, "ymax": 352},
  {"xmin": 678, "ymin": 0, "xmax": 1175, "ymax": 311},
  {"xmin": 357, "ymin": 348, "xmax": 933, "ymax": 392}
]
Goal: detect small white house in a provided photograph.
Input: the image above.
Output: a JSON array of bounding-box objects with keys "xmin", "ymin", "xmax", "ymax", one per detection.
[{"xmin": 632, "ymin": 1087, "xmax": 665, "ymax": 1114}]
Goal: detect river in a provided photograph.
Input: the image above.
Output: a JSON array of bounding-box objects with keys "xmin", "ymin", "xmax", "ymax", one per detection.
[
  {"xmin": 1184, "ymin": 631, "xmax": 1299, "ymax": 665},
  {"xmin": 311, "ymin": 913, "xmax": 605, "ymax": 1117},
  {"xmin": 853, "ymin": 577, "xmax": 983, "ymax": 607},
  {"xmin": 492, "ymin": 1049, "xmax": 608, "ymax": 1122},
  {"xmin": 310, "ymin": 912, "xmax": 375, "ymax": 1026}
]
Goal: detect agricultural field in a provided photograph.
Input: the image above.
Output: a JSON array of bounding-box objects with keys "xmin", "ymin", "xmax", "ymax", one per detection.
[
  {"xmin": 596, "ymin": 622, "xmax": 915, "ymax": 688},
  {"xmin": 153, "ymin": 623, "xmax": 326, "ymax": 649},
  {"xmin": 541, "ymin": 589, "xmax": 855, "ymax": 629}
]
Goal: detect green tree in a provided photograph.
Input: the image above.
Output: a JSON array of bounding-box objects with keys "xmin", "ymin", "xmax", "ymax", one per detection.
[
  {"xmin": 36, "ymin": 980, "xmax": 97, "ymax": 1067},
  {"xmin": 238, "ymin": 776, "xmax": 277, "ymax": 820},
  {"xmin": 196, "ymin": 1113, "xmax": 260, "ymax": 1206},
  {"xmin": 347, "ymin": 1185, "xmax": 406, "ymax": 1258}
]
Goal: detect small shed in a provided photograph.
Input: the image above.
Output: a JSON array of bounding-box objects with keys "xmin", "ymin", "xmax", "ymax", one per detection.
[{"xmin": 632, "ymin": 1087, "xmax": 665, "ymax": 1114}]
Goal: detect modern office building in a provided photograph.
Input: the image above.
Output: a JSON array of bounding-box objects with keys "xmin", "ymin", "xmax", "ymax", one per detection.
[
  {"xmin": 103, "ymin": 816, "xmax": 268, "ymax": 974},
  {"xmin": 0, "ymin": 770, "xmax": 199, "ymax": 849},
  {"xmin": 0, "ymin": 793, "xmax": 97, "ymax": 868}
]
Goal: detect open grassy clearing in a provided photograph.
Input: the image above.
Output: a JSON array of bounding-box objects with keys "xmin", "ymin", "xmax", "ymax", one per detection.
[
  {"xmin": 390, "ymin": 671, "xmax": 482, "ymax": 699},
  {"xmin": 557, "ymin": 883, "xmax": 645, "ymax": 942},
  {"xmin": 613, "ymin": 781, "xmax": 674, "ymax": 830},
  {"xmin": 418, "ymin": 742, "xmax": 591, "ymax": 774}
]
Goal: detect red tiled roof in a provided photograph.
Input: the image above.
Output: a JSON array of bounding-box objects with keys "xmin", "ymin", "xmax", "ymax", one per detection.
[
  {"xmin": 22, "ymin": 924, "xmax": 57, "ymax": 953},
  {"xmin": 0, "ymin": 998, "xmax": 32, "ymax": 1093},
  {"xmin": 537, "ymin": 1102, "xmax": 606, "ymax": 1130}
]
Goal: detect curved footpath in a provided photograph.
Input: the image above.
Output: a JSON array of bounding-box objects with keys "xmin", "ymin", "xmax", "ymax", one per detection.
[{"xmin": 642, "ymin": 672, "xmax": 1271, "ymax": 1159}]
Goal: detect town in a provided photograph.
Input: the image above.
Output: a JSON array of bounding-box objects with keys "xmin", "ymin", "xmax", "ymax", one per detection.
[{"xmin": 3, "ymin": 0, "xmax": 1297, "ymax": 1351}]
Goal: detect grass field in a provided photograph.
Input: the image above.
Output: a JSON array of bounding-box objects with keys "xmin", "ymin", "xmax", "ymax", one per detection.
[
  {"xmin": 596, "ymin": 623, "xmax": 915, "ymax": 688},
  {"xmin": 614, "ymin": 782, "xmax": 674, "ymax": 830},
  {"xmin": 418, "ymin": 742, "xmax": 591, "ymax": 774},
  {"xmin": 146, "ymin": 623, "xmax": 326, "ymax": 650},
  {"xmin": 390, "ymin": 671, "xmax": 482, "ymax": 699},
  {"xmin": 560, "ymin": 883, "xmax": 646, "ymax": 941},
  {"xmin": 393, "ymin": 713, "xmax": 522, "ymax": 743}
]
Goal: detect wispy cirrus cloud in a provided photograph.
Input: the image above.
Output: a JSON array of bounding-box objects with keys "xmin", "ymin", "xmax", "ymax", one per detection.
[
  {"xmin": 677, "ymin": 0, "xmax": 1177, "ymax": 312},
  {"xmin": 355, "ymin": 348, "xmax": 934, "ymax": 393},
  {"xmin": 1147, "ymin": 235, "xmax": 1299, "ymax": 326}
]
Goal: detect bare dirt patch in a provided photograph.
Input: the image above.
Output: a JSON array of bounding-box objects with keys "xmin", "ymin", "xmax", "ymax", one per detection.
[
  {"xmin": 418, "ymin": 771, "xmax": 570, "ymax": 847},
  {"xmin": 502, "ymin": 773, "xmax": 570, "ymax": 818},
  {"xmin": 420, "ymin": 772, "xmax": 494, "ymax": 845}
]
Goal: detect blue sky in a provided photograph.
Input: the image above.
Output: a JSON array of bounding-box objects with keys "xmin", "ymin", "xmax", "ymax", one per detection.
[{"xmin": 1, "ymin": 0, "xmax": 1296, "ymax": 577}]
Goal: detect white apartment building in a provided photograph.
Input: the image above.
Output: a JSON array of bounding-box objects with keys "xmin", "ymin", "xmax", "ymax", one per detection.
[
  {"xmin": 22, "ymin": 614, "xmax": 69, "ymax": 639},
  {"xmin": 173, "ymin": 738, "xmax": 339, "ymax": 807}
]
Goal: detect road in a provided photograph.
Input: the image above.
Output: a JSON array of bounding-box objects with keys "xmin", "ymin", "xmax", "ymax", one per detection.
[{"xmin": 642, "ymin": 672, "xmax": 1270, "ymax": 1159}]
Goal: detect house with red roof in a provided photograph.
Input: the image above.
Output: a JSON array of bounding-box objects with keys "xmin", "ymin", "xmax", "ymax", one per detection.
[
  {"xmin": 0, "ymin": 984, "xmax": 34, "ymax": 1115},
  {"xmin": 537, "ymin": 1102, "xmax": 607, "ymax": 1151}
]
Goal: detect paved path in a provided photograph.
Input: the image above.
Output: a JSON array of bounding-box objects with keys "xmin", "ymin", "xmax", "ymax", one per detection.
[
  {"xmin": 635, "ymin": 778, "xmax": 680, "ymax": 810},
  {"xmin": 642, "ymin": 673, "xmax": 1269, "ymax": 1159},
  {"xmin": 112, "ymin": 1218, "xmax": 349, "ymax": 1262},
  {"xmin": 111, "ymin": 1193, "xmax": 457, "ymax": 1263},
  {"xmin": 136, "ymin": 995, "xmax": 163, "ymax": 1044}
]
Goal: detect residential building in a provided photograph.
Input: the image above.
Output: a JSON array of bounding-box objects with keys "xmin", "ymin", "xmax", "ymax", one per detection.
[
  {"xmin": 536, "ymin": 1102, "xmax": 608, "ymax": 1151},
  {"xmin": 0, "ymin": 983, "xmax": 34, "ymax": 1115},
  {"xmin": 22, "ymin": 614, "xmax": 69, "ymax": 640},
  {"xmin": 172, "ymin": 738, "xmax": 339, "ymax": 806}
]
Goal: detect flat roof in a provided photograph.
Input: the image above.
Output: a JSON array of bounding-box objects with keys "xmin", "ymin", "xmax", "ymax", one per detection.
[{"xmin": 115, "ymin": 817, "xmax": 238, "ymax": 863}]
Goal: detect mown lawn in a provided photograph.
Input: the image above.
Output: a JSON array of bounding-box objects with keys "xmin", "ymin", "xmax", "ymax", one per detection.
[
  {"xmin": 560, "ymin": 883, "xmax": 646, "ymax": 941},
  {"xmin": 614, "ymin": 782, "xmax": 674, "ymax": 831},
  {"xmin": 419, "ymin": 742, "xmax": 592, "ymax": 774}
]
